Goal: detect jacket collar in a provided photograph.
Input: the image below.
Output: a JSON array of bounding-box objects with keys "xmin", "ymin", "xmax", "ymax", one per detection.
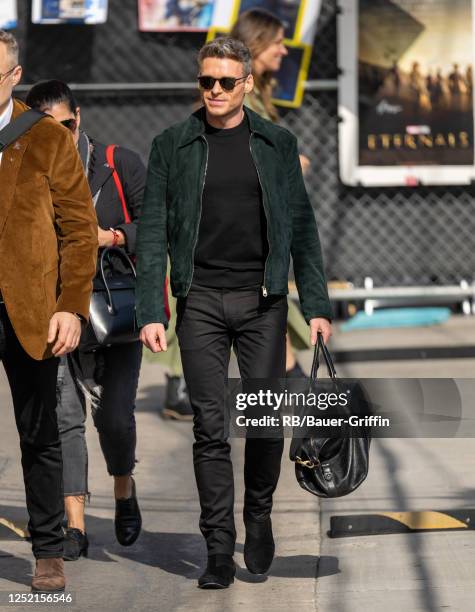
[
  {"xmin": 11, "ymin": 97, "xmax": 28, "ymax": 121},
  {"xmin": 178, "ymin": 105, "xmax": 276, "ymax": 148},
  {"xmin": 86, "ymin": 137, "xmax": 113, "ymax": 197}
]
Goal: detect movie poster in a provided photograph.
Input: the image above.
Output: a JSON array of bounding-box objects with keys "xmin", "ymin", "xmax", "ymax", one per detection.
[
  {"xmin": 237, "ymin": 0, "xmax": 301, "ymax": 39},
  {"xmin": 271, "ymin": 43, "xmax": 312, "ymax": 106},
  {"xmin": 138, "ymin": 0, "xmax": 227, "ymax": 32},
  {"xmin": 32, "ymin": 0, "xmax": 108, "ymax": 25},
  {"xmin": 0, "ymin": 1, "xmax": 17, "ymax": 30},
  {"xmin": 338, "ymin": 0, "xmax": 475, "ymax": 186},
  {"xmin": 211, "ymin": 0, "xmax": 322, "ymax": 43}
]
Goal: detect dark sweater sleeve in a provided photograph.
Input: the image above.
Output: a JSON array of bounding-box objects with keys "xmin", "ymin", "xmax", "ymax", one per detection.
[{"xmin": 113, "ymin": 147, "xmax": 146, "ymax": 255}]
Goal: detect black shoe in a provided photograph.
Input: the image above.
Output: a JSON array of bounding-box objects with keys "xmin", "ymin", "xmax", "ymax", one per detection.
[
  {"xmin": 198, "ymin": 554, "xmax": 236, "ymax": 589},
  {"xmin": 162, "ymin": 375, "xmax": 193, "ymax": 421},
  {"xmin": 244, "ymin": 517, "xmax": 275, "ymax": 575},
  {"xmin": 63, "ymin": 528, "xmax": 88, "ymax": 561},
  {"xmin": 115, "ymin": 478, "xmax": 142, "ymax": 546},
  {"xmin": 285, "ymin": 362, "xmax": 308, "ymax": 394},
  {"xmin": 286, "ymin": 362, "xmax": 307, "ymax": 379}
]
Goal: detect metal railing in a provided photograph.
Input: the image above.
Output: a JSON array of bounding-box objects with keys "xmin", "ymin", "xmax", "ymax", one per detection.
[{"xmin": 15, "ymin": 79, "xmax": 338, "ymax": 93}]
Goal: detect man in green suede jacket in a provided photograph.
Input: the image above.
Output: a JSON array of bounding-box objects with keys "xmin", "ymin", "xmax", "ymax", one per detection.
[{"xmin": 136, "ymin": 37, "xmax": 332, "ymax": 589}]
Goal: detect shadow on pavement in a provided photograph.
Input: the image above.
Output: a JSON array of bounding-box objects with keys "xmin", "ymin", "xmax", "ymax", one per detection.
[
  {"xmin": 0, "ymin": 550, "xmax": 31, "ymax": 588},
  {"xmin": 0, "ymin": 505, "xmax": 204, "ymax": 583},
  {"xmin": 0, "ymin": 506, "xmax": 339, "ymax": 587},
  {"xmin": 85, "ymin": 517, "xmax": 204, "ymax": 579},
  {"xmin": 236, "ymin": 554, "xmax": 340, "ymax": 583},
  {"xmin": 378, "ymin": 439, "xmax": 440, "ymax": 612},
  {"xmin": 85, "ymin": 514, "xmax": 336, "ymax": 581}
]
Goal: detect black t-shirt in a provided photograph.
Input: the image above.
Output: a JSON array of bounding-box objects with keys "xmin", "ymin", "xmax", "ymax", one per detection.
[{"xmin": 193, "ymin": 114, "xmax": 268, "ymax": 288}]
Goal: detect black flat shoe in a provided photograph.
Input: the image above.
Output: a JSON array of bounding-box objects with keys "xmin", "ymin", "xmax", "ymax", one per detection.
[
  {"xmin": 285, "ymin": 362, "xmax": 308, "ymax": 395},
  {"xmin": 244, "ymin": 516, "xmax": 275, "ymax": 574},
  {"xmin": 286, "ymin": 362, "xmax": 306, "ymax": 379},
  {"xmin": 115, "ymin": 478, "xmax": 142, "ymax": 546},
  {"xmin": 63, "ymin": 528, "xmax": 88, "ymax": 561},
  {"xmin": 198, "ymin": 554, "xmax": 236, "ymax": 589},
  {"xmin": 162, "ymin": 375, "xmax": 193, "ymax": 421}
]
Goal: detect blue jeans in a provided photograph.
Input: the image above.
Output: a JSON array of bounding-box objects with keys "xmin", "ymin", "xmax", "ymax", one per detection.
[{"xmin": 56, "ymin": 342, "xmax": 142, "ymax": 496}]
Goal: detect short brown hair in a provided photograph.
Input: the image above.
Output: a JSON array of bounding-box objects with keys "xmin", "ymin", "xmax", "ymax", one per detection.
[
  {"xmin": 0, "ymin": 29, "xmax": 19, "ymax": 66},
  {"xmin": 198, "ymin": 37, "xmax": 252, "ymax": 75}
]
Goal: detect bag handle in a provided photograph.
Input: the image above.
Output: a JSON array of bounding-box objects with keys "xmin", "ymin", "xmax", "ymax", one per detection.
[
  {"xmin": 0, "ymin": 109, "xmax": 47, "ymax": 152},
  {"xmin": 106, "ymin": 144, "xmax": 132, "ymax": 224},
  {"xmin": 310, "ymin": 332, "xmax": 337, "ymax": 381},
  {"xmin": 99, "ymin": 247, "xmax": 136, "ymax": 315}
]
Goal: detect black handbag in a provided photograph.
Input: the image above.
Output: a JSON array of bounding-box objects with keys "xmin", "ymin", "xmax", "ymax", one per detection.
[
  {"xmin": 289, "ymin": 333, "xmax": 371, "ymax": 498},
  {"xmin": 80, "ymin": 247, "xmax": 139, "ymax": 352}
]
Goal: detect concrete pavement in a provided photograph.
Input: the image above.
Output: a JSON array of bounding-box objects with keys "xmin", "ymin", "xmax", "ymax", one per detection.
[
  {"xmin": 0, "ymin": 316, "xmax": 474, "ymax": 611},
  {"xmin": 0, "ymin": 355, "xmax": 321, "ymax": 612}
]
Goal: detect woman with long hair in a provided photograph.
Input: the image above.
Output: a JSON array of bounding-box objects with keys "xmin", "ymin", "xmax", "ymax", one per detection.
[
  {"xmin": 232, "ymin": 8, "xmax": 284, "ymax": 121},
  {"xmin": 231, "ymin": 8, "xmax": 313, "ymax": 374}
]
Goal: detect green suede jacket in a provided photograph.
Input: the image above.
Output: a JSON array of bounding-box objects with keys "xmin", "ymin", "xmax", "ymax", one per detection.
[{"xmin": 136, "ymin": 105, "xmax": 332, "ymax": 328}]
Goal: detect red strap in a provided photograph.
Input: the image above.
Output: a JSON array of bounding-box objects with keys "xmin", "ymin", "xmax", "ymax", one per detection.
[
  {"xmin": 106, "ymin": 144, "xmax": 170, "ymax": 322},
  {"xmin": 164, "ymin": 276, "xmax": 171, "ymax": 321},
  {"xmin": 106, "ymin": 144, "xmax": 131, "ymax": 224}
]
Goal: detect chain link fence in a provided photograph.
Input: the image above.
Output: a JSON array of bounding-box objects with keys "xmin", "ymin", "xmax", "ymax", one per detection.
[{"xmin": 12, "ymin": 0, "xmax": 475, "ymax": 287}]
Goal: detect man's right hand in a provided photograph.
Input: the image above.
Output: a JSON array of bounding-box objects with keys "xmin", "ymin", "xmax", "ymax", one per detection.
[{"xmin": 140, "ymin": 323, "xmax": 167, "ymax": 353}]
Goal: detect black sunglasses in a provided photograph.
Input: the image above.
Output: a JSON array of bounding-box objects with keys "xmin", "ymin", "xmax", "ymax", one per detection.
[
  {"xmin": 60, "ymin": 118, "xmax": 78, "ymax": 132},
  {"xmin": 198, "ymin": 75, "xmax": 249, "ymax": 91}
]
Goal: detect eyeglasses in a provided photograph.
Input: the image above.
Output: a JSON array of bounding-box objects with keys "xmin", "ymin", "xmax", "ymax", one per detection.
[
  {"xmin": 60, "ymin": 118, "xmax": 78, "ymax": 132},
  {"xmin": 198, "ymin": 75, "xmax": 249, "ymax": 91},
  {"xmin": 0, "ymin": 65, "xmax": 18, "ymax": 83}
]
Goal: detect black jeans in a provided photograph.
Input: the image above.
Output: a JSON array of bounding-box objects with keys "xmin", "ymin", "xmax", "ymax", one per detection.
[
  {"xmin": 65, "ymin": 342, "xmax": 142, "ymax": 482},
  {"xmin": 176, "ymin": 285, "xmax": 287, "ymax": 556},
  {"xmin": 0, "ymin": 305, "xmax": 63, "ymax": 558}
]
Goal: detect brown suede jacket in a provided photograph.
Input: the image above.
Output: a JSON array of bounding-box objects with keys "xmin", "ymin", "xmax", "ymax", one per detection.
[{"xmin": 0, "ymin": 99, "xmax": 98, "ymax": 360}]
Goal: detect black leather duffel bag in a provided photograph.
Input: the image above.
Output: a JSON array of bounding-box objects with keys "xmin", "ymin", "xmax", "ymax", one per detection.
[{"xmin": 289, "ymin": 333, "xmax": 371, "ymax": 498}]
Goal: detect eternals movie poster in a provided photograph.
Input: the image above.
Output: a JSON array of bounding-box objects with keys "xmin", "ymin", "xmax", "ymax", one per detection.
[{"xmin": 338, "ymin": 0, "xmax": 475, "ymax": 186}]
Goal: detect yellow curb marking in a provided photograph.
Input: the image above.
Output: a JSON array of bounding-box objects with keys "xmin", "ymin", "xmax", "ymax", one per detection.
[
  {"xmin": 0, "ymin": 517, "xmax": 29, "ymax": 538},
  {"xmin": 379, "ymin": 511, "xmax": 468, "ymax": 530}
]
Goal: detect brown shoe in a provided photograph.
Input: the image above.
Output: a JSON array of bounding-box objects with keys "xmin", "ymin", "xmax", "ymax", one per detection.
[{"xmin": 31, "ymin": 558, "xmax": 65, "ymax": 592}]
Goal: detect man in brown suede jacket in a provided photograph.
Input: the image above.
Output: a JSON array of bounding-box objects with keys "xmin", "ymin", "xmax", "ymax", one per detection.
[{"xmin": 0, "ymin": 30, "xmax": 98, "ymax": 592}]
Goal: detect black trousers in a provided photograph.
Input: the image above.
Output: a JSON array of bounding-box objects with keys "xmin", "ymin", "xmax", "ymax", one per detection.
[
  {"xmin": 0, "ymin": 305, "xmax": 63, "ymax": 558},
  {"xmin": 176, "ymin": 285, "xmax": 287, "ymax": 555}
]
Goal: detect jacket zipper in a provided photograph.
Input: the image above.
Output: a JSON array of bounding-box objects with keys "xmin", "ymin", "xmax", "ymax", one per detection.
[
  {"xmin": 249, "ymin": 131, "xmax": 270, "ymax": 297},
  {"xmin": 185, "ymin": 135, "xmax": 209, "ymax": 295}
]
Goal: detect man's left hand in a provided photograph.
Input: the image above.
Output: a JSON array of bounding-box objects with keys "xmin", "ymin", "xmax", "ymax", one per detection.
[
  {"xmin": 47, "ymin": 312, "xmax": 82, "ymax": 357},
  {"xmin": 309, "ymin": 318, "xmax": 332, "ymax": 346}
]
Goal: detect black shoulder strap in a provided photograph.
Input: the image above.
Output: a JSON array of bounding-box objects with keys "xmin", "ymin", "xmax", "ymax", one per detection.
[{"xmin": 0, "ymin": 109, "xmax": 47, "ymax": 152}]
